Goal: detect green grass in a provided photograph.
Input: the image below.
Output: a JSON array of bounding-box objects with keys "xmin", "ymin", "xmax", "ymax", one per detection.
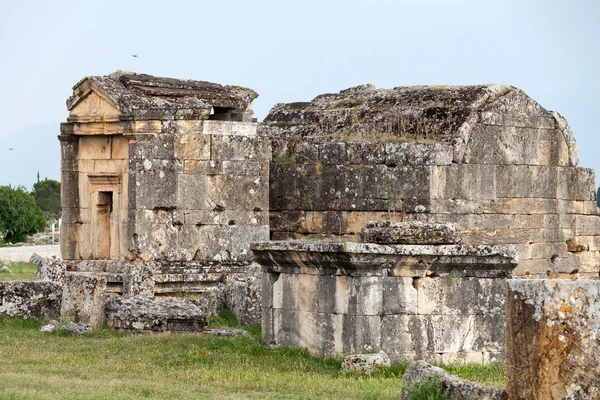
[
  {"xmin": 0, "ymin": 262, "xmax": 38, "ymax": 281},
  {"xmin": 441, "ymin": 362, "xmax": 506, "ymax": 388},
  {"xmin": 0, "ymin": 318, "xmax": 506, "ymax": 399}
]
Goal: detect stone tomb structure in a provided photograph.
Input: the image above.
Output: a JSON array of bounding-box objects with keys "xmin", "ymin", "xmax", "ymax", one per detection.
[
  {"xmin": 263, "ymin": 84, "xmax": 599, "ymax": 279},
  {"xmin": 255, "ymin": 83, "xmax": 600, "ymax": 362},
  {"xmin": 56, "ymin": 72, "xmax": 600, "ymax": 366},
  {"xmin": 59, "ymin": 71, "xmax": 268, "ymax": 327}
]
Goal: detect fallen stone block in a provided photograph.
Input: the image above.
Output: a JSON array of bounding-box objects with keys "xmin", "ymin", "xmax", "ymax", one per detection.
[
  {"xmin": 105, "ymin": 296, "xmax": 209, "ymax": 332},
  {"xmin": 402, "ymin": 360, "xmax": 507, "ymax": 400},
  {"xmin": 360, "ymin": 220, "xmax": 460, "ymax": 244},
  {"xmin": 203, "ymin": 328, "xmax": 251, "ymax": 338},
  {"xmin": 61, "ymin": 322, "xmax": 92, "ymax": 335},
  {"xmin": 341, "ymin": 351, "xmax": 391, "ymax": 376}
]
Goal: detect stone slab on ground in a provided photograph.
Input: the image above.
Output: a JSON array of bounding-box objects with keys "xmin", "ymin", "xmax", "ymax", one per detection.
[
  {"xmin": 402, "ymin": 360, "xmax": 507, "ymax": 400},
  {"xmin": 341, "ymin": 351, "xmax": 391, "ymax": 376}
]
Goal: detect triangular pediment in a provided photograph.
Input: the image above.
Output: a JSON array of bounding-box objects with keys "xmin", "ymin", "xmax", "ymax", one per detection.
[{"xmin": 69, "ymin": 88, "xmax": 121, "ymax": 121}]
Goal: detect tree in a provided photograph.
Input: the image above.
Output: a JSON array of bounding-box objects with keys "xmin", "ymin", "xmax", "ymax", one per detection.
[
  {"xmin": 0, "ymin": 185, "xmax": 47, "ymax": 243},
  {"xmin": 597, "ymin": 187, "xmax": 600, "ymax": 208},
  {"xmin": 32, "ymin": 179, "xmax": 61, "ymax": 218}
]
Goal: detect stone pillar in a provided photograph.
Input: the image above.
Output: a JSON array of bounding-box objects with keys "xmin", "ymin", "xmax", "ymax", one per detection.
[
  {"xmin": 506, "ymin": 279, "xmax": 600, "ymax": 399},
  {"xmin": 58, "ymin": 130, "xmax": 79, "ymax": 263}
]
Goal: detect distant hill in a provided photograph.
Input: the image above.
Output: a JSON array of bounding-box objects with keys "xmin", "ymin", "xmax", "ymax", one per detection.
[{"xmin": 0, "ymin": 123, "xmax": 61, "ymax": 190}]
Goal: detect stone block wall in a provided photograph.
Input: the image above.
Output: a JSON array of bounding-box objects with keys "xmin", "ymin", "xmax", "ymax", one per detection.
[
  {"xmin": 127, "ymin": 120, "xmax": 269, "ymax": 265},
  {"xmin": 263, "ymin": 85, "xmax": 600, "ymax": 278}
]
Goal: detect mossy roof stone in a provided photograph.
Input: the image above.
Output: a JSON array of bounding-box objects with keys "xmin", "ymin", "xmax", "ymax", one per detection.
[
  {"xmin": 263, "ymin": 83, "xmax": 546, "ymax": 144},
  {"xmin": 67, "ymin": 71, "xmax": 258, "ymax": 117}
]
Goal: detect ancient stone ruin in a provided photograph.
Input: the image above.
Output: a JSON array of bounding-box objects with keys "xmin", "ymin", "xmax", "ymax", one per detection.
[
  {"xmin": 263, "ymin": 83, "xmax": 597, "ymax": 279},
  {"xmin": 58, "ymin": 71, "xmax": 268, "ymax": 328},
  {"xmin": 2, "ymin": 72, "xmax": 599, "ymax": 395}
]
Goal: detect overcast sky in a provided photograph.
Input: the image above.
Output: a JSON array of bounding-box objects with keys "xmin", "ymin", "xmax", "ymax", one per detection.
[{"xmin": 0, "ymin": 0, "xmax": 599, "ymax": 188}]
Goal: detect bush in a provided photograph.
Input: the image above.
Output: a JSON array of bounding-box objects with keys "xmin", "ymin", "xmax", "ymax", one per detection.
[{"xmin": 0, "ymin": 185, "xmax": 47, "ymax": 243}]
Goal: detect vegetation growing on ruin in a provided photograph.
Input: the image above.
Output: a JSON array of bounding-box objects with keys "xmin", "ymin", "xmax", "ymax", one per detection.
[
  {"xmin": 0, "ymin": 262, "xmax": 38, "ymax": 281},
  {"xmin": 0, "ymin": 318, "xmax": 506, "ymax": 399}
]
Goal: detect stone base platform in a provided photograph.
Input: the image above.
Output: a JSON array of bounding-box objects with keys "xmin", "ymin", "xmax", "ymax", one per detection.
[{"xmin": 252, "ymin": 241, "xmax": 517, "ymax": 363}]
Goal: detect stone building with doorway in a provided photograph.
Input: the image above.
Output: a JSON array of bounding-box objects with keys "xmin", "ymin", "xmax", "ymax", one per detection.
[{"xmin": 59, "ymin": 71, "xmax": 268, "ymax": 326}]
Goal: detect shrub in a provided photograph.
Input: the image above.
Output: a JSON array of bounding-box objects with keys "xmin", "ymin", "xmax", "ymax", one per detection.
[{"xmin": 0, "ymin": 185, "xmax": 47, "ymax": 243}]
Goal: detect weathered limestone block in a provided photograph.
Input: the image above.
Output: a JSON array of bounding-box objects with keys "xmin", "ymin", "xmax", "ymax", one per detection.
[
  {"xmin": 105, "ymin": 296, "xmax": 208, "ymax": 332},
  {"xmin": 416, "ymin": 277, "xmax": 505, "ymax": 315},
  {"xmin": 551, "ymin": 111, "xmax": 580, "ymax": 167},
  {"xmin": 506, "ymin": 279, "xmax": 600, "ymax": 399},
  {"xmin": 205, "ymin": 174, "xmax": 268, "ymax": 212},
  {"xmin": 131, "ymin": 158, "xmax": 179, "ymax": 209},
  {"xmin": 0, "ymin": 282, "xmax": 62, "ymax": 319},
  {"xmin": 341, "ymin": 351, "xmax": 391, "ymax": 375},
  {"xmin": 30, "ymin": 254, "xmax": 66, "ymax": 283},
  {"xmin": 496, "ymin": 165, "xmax": 557, "ymax": 198},
  {"xmin": 61, "ymin": 323, "xmax": 92, "ymax": 335},
  {"xmin": 462, "ymin": 124, "xmax": 565, "ymax": 166},
  {"xmin": 122, "ymin": 265, "xmax": 155, "ymax": 297},
  {"xmin": 129, "ymin": 134, "xmax": 174, "ymax": 160},
  {"xmin": 211, "ymin": 134, "xmax": 268, "ymax": 162},
  {"xmin": 403, "ymin": 360, "xmax": 507, "ymax": 400},
  {"xmin": 430, "ymin": 164, "xmax": 496, "ymax": 200},
  {"xmin": 557, "ymin": 167, "xmax": 595, "ymax": 200},
  {"xmin": 319, "ymin": 142, "xmax": 346, "ymax": 164},
  {"xmin": 174, "ymin": 132, "xmax": 211, "ymax": 160},
  {"xmin": 346, "ymin": 142, "xmax": 385, "ymax": 165},
  {"xmin": 197, "ymin": 225, "xmax": 269, "ymax": 263},
  {"xmin": 360, "ymin": 221, "xmax": 460, "ymax": 244},
  {"xmin": 385, "ymin": 142, "xmax": 453, "ymax": 166},
  {"xmin": 60, "ymin": 272, "xmax": 107, "ymax": 327},
  {"xmin": 573, "ymin": 214, "xmax": 600, "ymax": 236}
]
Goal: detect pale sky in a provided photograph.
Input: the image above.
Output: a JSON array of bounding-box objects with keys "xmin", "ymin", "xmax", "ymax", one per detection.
[{"xmin": 0, "ymin": 0, "xmax": 599, "ymax": 188}]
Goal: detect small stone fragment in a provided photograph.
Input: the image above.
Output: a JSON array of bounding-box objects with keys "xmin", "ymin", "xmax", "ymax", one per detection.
[
  {"xmin": 61, "ymin": 323, "xmax": 92, "ymax": 335},
  {"xmin": 40, "ymin": 320, "xmax": 59, "ymax": 333},
  {"xmin": 402, "ymin": 360, "xmax": 507, "ymax": 400},
  {"xmin": 203, "ymin": 328, "xmax": 251, "ymax": 338},
  {"xmin": 360, "ymin": 220, "xmax": 461, "ymax": 244},
  {"xmin": 341, "ymin": 351, "xmax": 391, "ymax": 375},
  {"xmin": 0, "ymin": 266, "xmax": 12, "ymax": 274}
]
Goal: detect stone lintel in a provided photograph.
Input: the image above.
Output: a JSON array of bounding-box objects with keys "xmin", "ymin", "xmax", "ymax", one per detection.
[{"xmin": 251, "ymin": 241, "xmax": 517, "ymax": 277}]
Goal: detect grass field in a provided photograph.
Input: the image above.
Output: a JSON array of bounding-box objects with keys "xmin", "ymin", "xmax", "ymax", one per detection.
[
  {"xmin": 0, "ymin": 262, "xmax": 38, "ymax": 281},
  {"xmin": 0, "ymin": 318, "xmax": 505, "ymax": 400}
]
